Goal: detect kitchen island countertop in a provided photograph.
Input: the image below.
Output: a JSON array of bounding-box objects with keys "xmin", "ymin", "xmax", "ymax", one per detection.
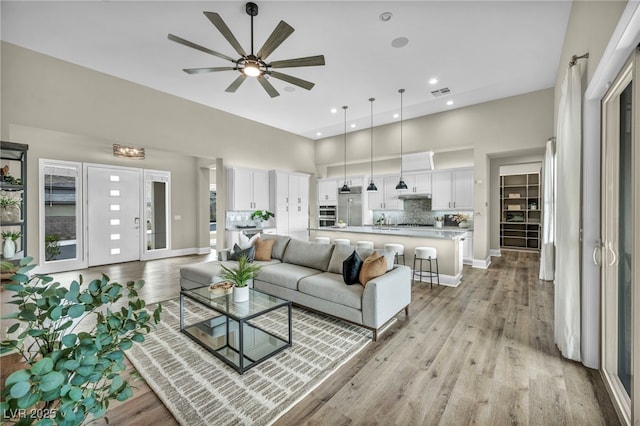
[{"xmin": 308, "ymin": 225, "xmax": 471, "ymax": 240}]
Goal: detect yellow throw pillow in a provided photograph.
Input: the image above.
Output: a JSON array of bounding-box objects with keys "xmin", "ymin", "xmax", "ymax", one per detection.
[
  {"xmin": 359, "ymin": 252, "xmax": 387, "ymax": 286},
  {"xmin": 254, "ymin": 238, "xmax": 275, "ymax": 261}
]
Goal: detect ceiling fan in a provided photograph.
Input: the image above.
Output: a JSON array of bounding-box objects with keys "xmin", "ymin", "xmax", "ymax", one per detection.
[{"xmin": 168, "ymin": 2, "xmax": 325, "ymax": 98}]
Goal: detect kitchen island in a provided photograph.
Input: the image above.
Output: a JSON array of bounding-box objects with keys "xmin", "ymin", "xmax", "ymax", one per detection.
[{"xmin": 309, "ymin": 226, "xmax": 469, "ymax": 287}]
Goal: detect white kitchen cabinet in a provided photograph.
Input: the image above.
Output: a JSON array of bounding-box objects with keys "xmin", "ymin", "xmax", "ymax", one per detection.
[
  {"xmin": 431, "ymin": 168, "xmax": 473, "ymax": 210},
  {"xmin": 462, "ymin": 231, "xmax": 473, "ymax": 265},
  {"xmin": 403, "ymin": 171, "xmax": 432, "ymax": 193},
  {"xmin": 368, "ymin": 175, "xmax": 403, "ymax": 210},
  {"xmin": 228, "ymin": 168, "xmax": 270, "ymax": 210},
  {"xmin": 317, "ymin": 179, "xmax": 338, "ymax": 205},
  {"xmin": 271, "ymin": 171, "xmax": 310, "ymax": 241}
]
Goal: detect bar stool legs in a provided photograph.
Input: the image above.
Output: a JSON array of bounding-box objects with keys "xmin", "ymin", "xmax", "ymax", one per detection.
[{"xmin": 413, "ymin": 247, "xmax": 440, "ymax": 288}]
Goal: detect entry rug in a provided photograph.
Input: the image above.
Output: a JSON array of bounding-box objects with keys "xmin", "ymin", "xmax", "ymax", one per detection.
[{"xmin": 126, "ymin": 298, "xmax": 372, "ymax": 425}]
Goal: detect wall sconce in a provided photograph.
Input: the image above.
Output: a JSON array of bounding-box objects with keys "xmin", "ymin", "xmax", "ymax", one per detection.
[{"xmin": 113, "ymin": 144, "xmax": 145, "ymax": 160}]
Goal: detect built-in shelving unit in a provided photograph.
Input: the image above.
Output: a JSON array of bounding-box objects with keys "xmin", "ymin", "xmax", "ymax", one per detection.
[
  {"xmin": 1, "ymin": 141, "xmax": 29, "ymax": 265},
  {"xmin": 500, "ymin": 171, "xmax": 540, "ymax": 251}
]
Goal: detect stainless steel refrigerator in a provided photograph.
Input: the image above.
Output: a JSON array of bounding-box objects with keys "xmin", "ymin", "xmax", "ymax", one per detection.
[{"xmin": 337, "ymin": 186, "xmax": 363, "ymax": 226}]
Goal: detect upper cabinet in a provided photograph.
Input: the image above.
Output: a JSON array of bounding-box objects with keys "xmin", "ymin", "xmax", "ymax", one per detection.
[
  {"xmin": 431, "ymin": 168, "xmax": 473, "ymax": 210},
  {"xmin": 0, "ymin": 142, "xmax": 28, "ymax": 263},
  {"xmin": 403, "ymin": 171, "xmax": 432, "ymax": 194},
  {"xmin": 227, "ymin": 167, "xmax": 270, "ymax": 210},
  {"xmin": 368, "ymin": 174, "xmax": 403, "ymax": 210},
  {"xmin": 317, "ymin": 179, "xmax": 338, "ymax": 205}
]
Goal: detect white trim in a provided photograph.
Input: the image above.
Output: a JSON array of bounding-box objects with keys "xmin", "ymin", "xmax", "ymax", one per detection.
[
  {"xmin": 489, "ymin": 249, "xmax": 501, "ymax": 257},
  {"xmin": 412, "ymin": 270, "xmax": 462, "ymax": 287},
  {"xmin": 472, "ymin": 257, "xmax": 492, "ymax": 269}
]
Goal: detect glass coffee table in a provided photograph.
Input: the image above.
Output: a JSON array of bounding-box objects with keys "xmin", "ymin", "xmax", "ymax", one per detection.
[{"xmin": 180, "ymin": 287, "xmax": 292, "ymax": 374}]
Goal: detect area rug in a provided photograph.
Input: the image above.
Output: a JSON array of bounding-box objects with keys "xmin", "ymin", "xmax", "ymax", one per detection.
[{"xmin": 126, "ymin": 298, "xmax": 372, "ymax": 425}]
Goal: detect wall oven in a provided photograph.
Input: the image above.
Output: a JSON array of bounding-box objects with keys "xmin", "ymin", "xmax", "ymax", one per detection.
[{"xmin": 318, "ymin": 205, "xmax": 337, "ymax": 227}]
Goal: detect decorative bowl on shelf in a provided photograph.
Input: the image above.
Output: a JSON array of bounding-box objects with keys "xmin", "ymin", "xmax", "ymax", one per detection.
[
  {"xmin": 336, "ymin": 222, "xmax": 347, "ymax": 228},
  {"xmin": 209, "ymin": 281, "xmax": 233, "ymax": 297}
]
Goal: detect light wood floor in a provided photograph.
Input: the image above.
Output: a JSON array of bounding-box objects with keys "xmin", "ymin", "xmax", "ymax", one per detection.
[{"xmin": 1, "ymin": 251, "xmax": 619, "ymax": 425}]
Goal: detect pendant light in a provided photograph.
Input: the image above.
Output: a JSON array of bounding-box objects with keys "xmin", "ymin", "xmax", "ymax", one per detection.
[
  {"xmin": 339, "ymin": 105, "xmax": 351, "ymax": 194},
  {"xmin": 395, "ymin": 88, "xmax": 408, "ymax": 190},
  {"xmin": 366, "ymin": 97, "xmax": 378, "ymax": 192}
]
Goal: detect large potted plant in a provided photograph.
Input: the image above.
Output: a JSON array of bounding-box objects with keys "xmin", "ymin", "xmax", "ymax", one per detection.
[
  {"xmin": 0, "ymin": 257, "xmax": 162, "ymax": 425},
  {"xmin": 219, "ymin": 255, "xmax": 260, "ymax": 302}
]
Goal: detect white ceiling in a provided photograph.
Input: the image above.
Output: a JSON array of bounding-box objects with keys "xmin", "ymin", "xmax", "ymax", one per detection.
[{"xmin": 1, "ymin": 1, "xmax": 572, "ymax": 140}]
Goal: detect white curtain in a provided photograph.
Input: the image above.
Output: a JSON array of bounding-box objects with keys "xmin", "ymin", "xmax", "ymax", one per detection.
[
  {"xmin": 539, "ymin": 139, "xmax": 555, "ymax": 281},
  {"xmin": 554, "ymin": 63, "xmax": 583, "ymax": 362}
]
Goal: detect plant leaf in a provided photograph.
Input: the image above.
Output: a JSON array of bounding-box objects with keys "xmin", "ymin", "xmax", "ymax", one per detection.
[
  {"xmin": 38, "ymin": 371, "xmax": 65, "ymax": 392},
  {"xmin": 31, "ymin": 358, "xmax": 54, "ymax": 376},
  {"xmin": 9, "ymin": 381, "xmax": 31, "ymax": 399},
  {"xmin": 62, "ymin": 334, "xmax": 77, "ymax": 347},
  {"xmin": 6, "ymin": 369, "xmax": 31, "ymax": 385},
  {"xmin": 67, "ymin": 304, "xmax": 85, "ymax": 318}
]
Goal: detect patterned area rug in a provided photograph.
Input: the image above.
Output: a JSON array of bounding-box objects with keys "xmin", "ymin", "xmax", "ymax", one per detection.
[{"xmin": 126, "ymin": 298, "xmax": 372, "ymax": 425}]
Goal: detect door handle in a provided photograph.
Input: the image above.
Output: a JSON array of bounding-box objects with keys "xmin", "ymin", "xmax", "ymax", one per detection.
[
  {"xmin": 134, "ymin": 217, "xmax": 140, "ymax": 229},
  {"xmin": 592, "ymin": 241, "xmax": 601, "ymax": 267},
  {"xmin": 607, "ymin": 241, "xmax": 617, "ymax": 266}
]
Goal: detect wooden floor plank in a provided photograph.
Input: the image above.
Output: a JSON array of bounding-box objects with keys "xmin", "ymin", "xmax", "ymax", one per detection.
[{"xmin": 1, "ymin": 250, "xmax": 620, "ymax": 425}]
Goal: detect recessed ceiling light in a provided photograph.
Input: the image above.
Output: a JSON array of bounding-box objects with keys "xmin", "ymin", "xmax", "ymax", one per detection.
[
  {"xmin": 350, "ymin": 124, "xmax": 356, "ymax": 128},
  {"xmin": 391, "ymin": 37, "xmax": 409, "ymax": 48},
  {"xmin": 393, "ymin": 113, "xmax": 399, "ymax": 118},
  {"xmin": 446, "ymin": 100, "xmax": 454, "ymax": 106},
  {"xmin": 429, "ymin": 78, "xmax": 438, "ymax": 85},
  {"xmin": 316, "ymin": 132, "xmax": 322, "ymax": 137},
  {"xmin": 379, "ymin": 12, "xmax": 393, "ymax": 22},
  {"xmin": 330, "ymin": 108, "xmax": 337, "ymax": 114}
]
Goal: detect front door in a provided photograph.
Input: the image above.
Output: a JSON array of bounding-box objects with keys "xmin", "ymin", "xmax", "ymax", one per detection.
[{"xmin": 86, "ymin": 165, "xmax": 141, "ymax": 266}]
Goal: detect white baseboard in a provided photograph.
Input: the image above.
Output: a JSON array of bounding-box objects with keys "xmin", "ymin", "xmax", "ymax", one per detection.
[
  {"xmin": 472, "ymin": 256, "xmax": 492, "ymax": 269},
  {"xmin": 412, "ymin": 270, "xmax": 462, "ymax": 287},
  {"xmin": 489, "ymin": 249, "xmax": 501, "ymax": 257}
]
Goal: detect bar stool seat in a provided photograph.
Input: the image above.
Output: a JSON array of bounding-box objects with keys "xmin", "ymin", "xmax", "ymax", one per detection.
[
  {"xmin": 333, "ymin": 238, "xmax": 351, "ymax": 246},
  {"xmin": 413, "ymin": 246, "xmax": 440, "ymax": 288},
  {"xmin": 384, "ymin": 243, "xmax": 405, "ymax": 265},
  {"xmin": 356, "ymin": 241, "xmax": 375, "ymax": 250},
  {"xmin": 314, "ymin": 237, "xmax": 331, "ymax": 244}
]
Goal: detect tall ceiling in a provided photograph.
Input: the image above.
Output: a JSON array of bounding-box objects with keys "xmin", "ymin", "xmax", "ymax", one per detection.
[{"xmin": 1, "ymin": 1, "xmax": 572, "ymax": 140}]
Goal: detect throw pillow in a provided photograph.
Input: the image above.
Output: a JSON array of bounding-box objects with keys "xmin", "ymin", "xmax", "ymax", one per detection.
[
  {"xmin": 254, "ymin": 238, "xmax": 275, "ymax": 261},
  {"xmin": 229, "ymin": 244, "xmax": 256, "ymax": 262},
  {"xmin": 238, "ymin": 232, "xmax": 260, "ymax": 249},
  {"xmin": 342, "ymin": 250, "xmax": 363, "ymax": 285},
  {"xmin": 359, "ymin": 252, "xmax": 387, "ymax": 286}
]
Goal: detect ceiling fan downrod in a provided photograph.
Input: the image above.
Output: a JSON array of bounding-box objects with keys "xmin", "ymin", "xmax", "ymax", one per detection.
[{"xmin": 246, "ymin": 2, "xmax": 258, "ymax": 56}]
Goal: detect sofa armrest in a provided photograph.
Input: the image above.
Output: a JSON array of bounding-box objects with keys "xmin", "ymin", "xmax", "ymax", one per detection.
[
  {"xmin": 218, "ymin": 248, "xmax": 231, "ymax": 261},
  {"xmin": 362, "ymin": 265, "xmax": 411, "ymax": 329}
]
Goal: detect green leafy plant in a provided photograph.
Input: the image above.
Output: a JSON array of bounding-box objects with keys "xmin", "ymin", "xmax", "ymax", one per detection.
[
  {"xmin": 2, "ymin": 231, "xmax": 22, "ymax": 242},
  {"xmin": 45, "ymin": 235, "xmax": 62, "ymax": 262},
  {"xmin": 0, "ymin": 197, "xmax": 21, "ymax": 208},
  {"xmin": 250, "ymin": 210, "xmax": 274, "ymax": 221},
  {"xmin": 219, "ymin": 255, "xmax": 260, "ymax": 288},
  {"xmin": 0, "ymin": 257, "xmax": 162, "ymax": 425}
]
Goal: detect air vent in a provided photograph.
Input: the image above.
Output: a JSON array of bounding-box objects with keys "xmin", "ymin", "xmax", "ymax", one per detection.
[{"xmin": 430, "ymin": 87, "xmax": 452, "ymax": 97}]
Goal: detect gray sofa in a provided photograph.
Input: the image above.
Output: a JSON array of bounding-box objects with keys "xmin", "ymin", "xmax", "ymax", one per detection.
[{"xmin": 179, "ymin": 234, "xmax": 412, "ymax": 340}]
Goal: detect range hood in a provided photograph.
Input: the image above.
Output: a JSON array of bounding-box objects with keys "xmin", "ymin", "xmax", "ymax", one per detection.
[{"xmin": 398, "ymin": 193, "xmax": 432, "ymax": 200}]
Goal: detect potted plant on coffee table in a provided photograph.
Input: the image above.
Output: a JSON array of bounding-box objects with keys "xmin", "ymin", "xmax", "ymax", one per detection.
[{"xmin": 219, "ymin": 255, "xmax": 260, "ymax": 302}]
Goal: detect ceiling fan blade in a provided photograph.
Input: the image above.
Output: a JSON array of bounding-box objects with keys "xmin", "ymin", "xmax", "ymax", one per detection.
[
  {"xmin": 268, "ymin": 71, "xmax": 315, "ymax": 91},
  {"xmin": 225, "ymin": 74, "xmax": 247, "ymax": 93},
  {"xmin": 269, "ymin": 55, "xmax": 326, "ymax": 69},
  {"xmin": 257, "ymin": 76, "xmax": 280, "ymax": 98},
  {"xmin": 183, "ymin": 67, "xmax": 236, "ymax": 75},
  {"xmin": 204, "ymin": 12, "xmax": 247, "ymax": 58},
  {"xmin": 168, "ymin": 34, "xmax": 236, "ymax": 63},
  {"xmin": 257, "ymin": 20, "xmax": 294, "ymax": 61}
]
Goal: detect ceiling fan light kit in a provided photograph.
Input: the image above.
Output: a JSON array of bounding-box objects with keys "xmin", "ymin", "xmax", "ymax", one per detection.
[{"xmin": 168, "ymin": 2, "xmax": 325, "ymax": 98}]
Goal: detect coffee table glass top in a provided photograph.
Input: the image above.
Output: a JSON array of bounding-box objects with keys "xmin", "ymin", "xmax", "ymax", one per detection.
[{"xmin": 184, "ymin": 286, "xmax": 290, "ymax": 320}]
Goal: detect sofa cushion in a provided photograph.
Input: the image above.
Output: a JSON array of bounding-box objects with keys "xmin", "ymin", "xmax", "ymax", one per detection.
[
  {"xmin": 261, "ymin": 234, "xmax": 291, "ymax": 260},
  {"xmin": 342, "ymin": 250, "xmax": 363, "ymax": 285},
  {"xmin": 254, "ymin": 238, "xmax": 275, "ymax": 261},
  {"xmin": 359, "ymin": 253, "xmax": 387, "ymax": 286},
  {"xmin": 298, "ymin": 272, "xmax": 363, "ymax": 310},
  {"xmin": 327, "ymin": 244, "xmax": 376, "ymax": 275},
  {"xmin": 282, "ymin": 239, "xmax": 335, "ymax": 271},
  {"xmin": 255, "ymin": 262, "xmax": 321, "ymax": 291},
  {"xmin": 229, "ymin": 244, "xmax": 256, "ymax": 262},
  {"xmin": 239, "ymin": 232, "xmax": 261, "ymax": 249},
  {"xmin": 180, "ymin": 259, "xmax": 280, "ymax": 285},
  {"xmin": 376, "ymin": 248, "xmax": 396, "ymax": 271}
]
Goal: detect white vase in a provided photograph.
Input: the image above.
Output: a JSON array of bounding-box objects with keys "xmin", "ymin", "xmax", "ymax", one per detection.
[
  {"xmin": 3, "ymin": 239, "xmax": 16, "ymax": 259},
  {"xmin": 458, "ymin": 221, "xmax": 470, "ymax": 228},
  {"xmin": 233, "ymin": 286, "xmax": 250, "ymax": 303}
]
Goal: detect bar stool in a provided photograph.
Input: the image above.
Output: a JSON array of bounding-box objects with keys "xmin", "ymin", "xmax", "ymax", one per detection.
[
  {"xmin": 334, "ymin": 238, "xmax": 351, "ymax": 246},
  {"xmin": 356, "ymin": 241, "xmax": 375, "ymax": 250},
  {"xmin": 314, "ymin": 237, "xmax": 331, "ymax": 244},
  {"xmin": 413, "ymin": 247, "xmax": 440, "ymax": 288},
  {"xmin": 384, "ymin": 243, "xmax": 405, "ymax": 265}
]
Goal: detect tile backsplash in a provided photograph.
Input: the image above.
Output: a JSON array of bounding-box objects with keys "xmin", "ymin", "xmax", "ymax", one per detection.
[{"xmin": 373, "ymin": 199, "xmax": 473, "ymax": 226}]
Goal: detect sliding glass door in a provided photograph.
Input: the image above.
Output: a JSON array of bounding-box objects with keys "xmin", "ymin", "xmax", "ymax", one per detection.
[{"xmin": 601, "ymin": 48, "xmax": 639, "ymax": 425}]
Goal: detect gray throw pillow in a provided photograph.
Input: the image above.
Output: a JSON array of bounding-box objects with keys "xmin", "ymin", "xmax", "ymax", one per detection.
[
  {"xmin": 342, "ymin": 250, "xmax": 363, "ymax": 285},
  {"xmin": 229, "ymin": 244, "xmax": 256, "ymax": 262}
]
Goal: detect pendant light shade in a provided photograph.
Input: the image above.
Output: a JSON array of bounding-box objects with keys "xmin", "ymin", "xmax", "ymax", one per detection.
[
  {"xmin": 396, "ymin": 88, "xmax": 408, "ymax": 190},
  {"xmin": 367, "ymin": 97, "xmax": 378, "ymax": 192},
  {"xmin": 339, "ymin": 105, "xmax": 351, "ymax": 194}
]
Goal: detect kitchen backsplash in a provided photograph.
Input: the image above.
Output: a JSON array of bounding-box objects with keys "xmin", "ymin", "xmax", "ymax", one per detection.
[{"xmin": 372, "ymin": 199, "xmax": 473, "ymax": 226}]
